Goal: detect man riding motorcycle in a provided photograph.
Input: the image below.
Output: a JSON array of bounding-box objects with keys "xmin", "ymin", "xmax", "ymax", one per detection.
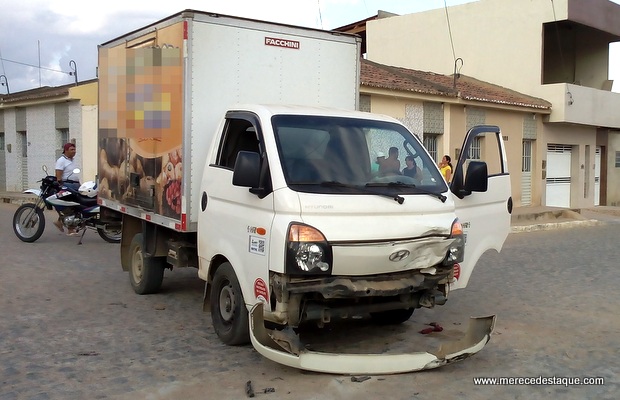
[{"xmin": 55, "ymin": 143, "xmax": 80, "ymax": 235}]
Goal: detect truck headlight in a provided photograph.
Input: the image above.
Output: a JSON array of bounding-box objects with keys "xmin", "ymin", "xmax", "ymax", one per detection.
[
  {"xmin": 444, "ymin": 218, "xmax": 465, "ymax": 265},
  {"xmin": 286, "ymin": 223, "xmax": 332, "ymax": 275}
]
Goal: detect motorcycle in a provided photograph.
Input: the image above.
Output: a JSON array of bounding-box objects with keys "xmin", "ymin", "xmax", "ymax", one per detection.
[{"xmin": 12, "ymin": 166, "xmax": 122, "ymax": 244}]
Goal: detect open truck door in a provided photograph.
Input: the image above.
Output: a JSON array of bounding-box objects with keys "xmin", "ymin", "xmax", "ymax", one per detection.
[{"xmin": 450, "ymin": 125, "xmax": 512, "ymax": 290}]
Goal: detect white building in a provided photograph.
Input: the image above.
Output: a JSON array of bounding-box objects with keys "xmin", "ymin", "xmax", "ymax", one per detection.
[{"xmin": 0, "ymin": 80, "xmax": 98, "ymax": 191}]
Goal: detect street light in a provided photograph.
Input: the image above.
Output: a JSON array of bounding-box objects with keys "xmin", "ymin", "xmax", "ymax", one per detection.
[
  {"xmin": 0, "ymin": 75, "xmax": 9, "ymax": 94},
  {"xmin": 69, "ymin": 60, "xmax": 78, "ymax": 85}
]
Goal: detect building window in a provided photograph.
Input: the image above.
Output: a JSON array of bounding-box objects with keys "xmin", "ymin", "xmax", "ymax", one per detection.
[
  {"xmin": 0, "ymin": 132, "xmax": 4, "ymax": 150},
  {"xmin": 423, "ymin": 134, "xmax": 438, "ymax": 162},
  {"xmin": 522, "ymin": 140, "xmax": 533, "ymax": 172},
  {"xmin": 616, "ymin": 151, "xmax": 620, "ymax": 168},
  {"xmin": 469, "ymin": 136, "xmax": 481, "ymax": 160},
  {"xmin": 359, "ymin": 95, "xmax": 371, "ymax": 113},
  {"xmin": 423, "ymin": 102, "xmax": 444, "ymax": 134},
  {"xmin": 57, "ymin": 128, "xmax": 69, "ymax": 147},
  {"xmin": 17, "ymin": 131, "xmax": 28, "ymax": 158}
]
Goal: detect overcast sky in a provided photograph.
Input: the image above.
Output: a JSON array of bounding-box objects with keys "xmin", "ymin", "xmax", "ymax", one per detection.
[{"xmin": 1, "ymin": 0, "xmax": 619, "ymax": 93}]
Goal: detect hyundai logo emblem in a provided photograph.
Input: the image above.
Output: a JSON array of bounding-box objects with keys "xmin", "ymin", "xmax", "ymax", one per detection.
[{"xmin": 389, "ymin": 250, "xmax": 410, "ymax": 262}]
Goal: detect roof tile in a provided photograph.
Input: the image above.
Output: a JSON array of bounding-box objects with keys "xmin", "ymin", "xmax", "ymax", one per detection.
[{"xmin": 361, "ymin": 59, "xmax": 551, "ymax": 110}]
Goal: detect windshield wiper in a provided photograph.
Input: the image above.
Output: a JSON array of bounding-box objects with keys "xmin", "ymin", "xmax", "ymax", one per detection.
[
  {"xmin": 320, "ymin": 181, "xmax": 405, "ymax": 204},
  {"xmin": 366, "ymin": 181, "xmax": 447, "ymax": 203}
]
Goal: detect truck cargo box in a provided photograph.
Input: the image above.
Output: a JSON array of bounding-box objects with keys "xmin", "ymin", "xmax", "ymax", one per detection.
[{"xmin": 97, "ymin": 10, "xmax": 361, "ymax": 231}]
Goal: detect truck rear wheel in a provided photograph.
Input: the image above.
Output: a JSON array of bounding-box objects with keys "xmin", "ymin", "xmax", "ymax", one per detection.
[
  {"xmin": 129, "ymin": 233, "xmax": 165, "ymax": 295},
  {"xmin": 210, "ymin": 263, "xmax": 250, "ymax": 345},
  {"xmin": 370, "ymin": 308, "xmax": 415, "ymax": 325}
]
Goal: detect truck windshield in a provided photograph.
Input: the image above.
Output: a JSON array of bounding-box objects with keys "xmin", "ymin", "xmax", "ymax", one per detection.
[{"xmin": 272, "ymin": 115, "xmax": 447, "ymax": 195}]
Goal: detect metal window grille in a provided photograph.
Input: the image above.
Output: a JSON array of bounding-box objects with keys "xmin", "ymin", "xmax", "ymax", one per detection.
[
  {"xmin": 469, "ymin": 136, "xmax": 481, "ymax": 160},
  {"xmin": 56, "ymin": 129, "xmax": 69, "ymax": 159},
  {"xmin": 423, "ymin": 134, "xmax": 438, "ymax": 162},
  {"xmin": 522, "ymin": 140, "xmax": 532, "ymax": 172},
  {"xmin": 616, "ymin": 151, "xmax": 620, "ymax": 168}
]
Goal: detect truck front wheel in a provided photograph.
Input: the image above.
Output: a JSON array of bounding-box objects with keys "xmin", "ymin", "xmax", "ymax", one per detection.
[
  {"xmin": 210, "ymin": 263, "xmax": 250, "ymax": 345},
  {"xmin": 129, "ymin": 233, "xmax": 165, "ymax": 295}
]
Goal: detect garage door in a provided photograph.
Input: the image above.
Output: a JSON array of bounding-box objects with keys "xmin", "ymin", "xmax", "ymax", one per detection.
[{"xmin": 546, "ymin": 144, "xmax": 572, "ymax": 208}]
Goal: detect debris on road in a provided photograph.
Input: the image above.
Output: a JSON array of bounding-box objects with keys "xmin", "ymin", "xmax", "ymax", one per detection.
[{"xmin": 245, "ymin": 380, "xmax": 255, "ymax": 398}]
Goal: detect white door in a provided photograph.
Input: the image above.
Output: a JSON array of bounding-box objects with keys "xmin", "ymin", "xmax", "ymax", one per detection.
[
  {"xmin": 198, "ymin": 114, "xmax": 274, "ymax": 307},
  {"xmin": 594, "ymin": 147, "xmax": 601, "ymax": 206},
  {"xmin": 0, "ymin": 132, "xmax": 5, "ymax": 190},
  {"xmin": 545, "ymin": 144, "xmax": 572, "ymax": 208},
  {"xmin": 521, "ymin": 140, "xmax": 533, "ymax": 206},
  {"xmin": 451, "ymin": 125, "xmax": 512, "ymax": 290}
]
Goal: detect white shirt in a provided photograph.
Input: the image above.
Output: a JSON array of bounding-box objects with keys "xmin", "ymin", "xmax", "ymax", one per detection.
[{"xmin": 55, "ymin": 155, "xmax": 80, "ymax": 182}]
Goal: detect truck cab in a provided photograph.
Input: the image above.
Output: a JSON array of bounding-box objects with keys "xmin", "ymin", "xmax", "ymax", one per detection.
[{"xmin": 198, "ymin": 105, "xmax": 511, "ymax": 361}]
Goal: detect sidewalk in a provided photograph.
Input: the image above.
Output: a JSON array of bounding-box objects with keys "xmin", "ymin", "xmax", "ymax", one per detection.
[
  {"xmin": 509, "ymin": 205, "xmax": 620, "ymax": 233},
  {"xmin": 2, "ymin": 190, "xmax": 619, "ymax": 232}
]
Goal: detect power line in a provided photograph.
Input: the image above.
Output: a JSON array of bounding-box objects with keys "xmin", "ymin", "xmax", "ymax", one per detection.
[
  {"xmin": 443, "ymin": 0, "xmax": 457, "ymax": 62},
  {"xmin": 0, "ymin": 48, "xmax": 6, "ymax": 76},
  {"xmin": 317, "ymin": 0, "xmax": 323, "ymax": 29},
  {"xmin": 0, "ymin": 57, "xmax": 71, "ymax": 75}
]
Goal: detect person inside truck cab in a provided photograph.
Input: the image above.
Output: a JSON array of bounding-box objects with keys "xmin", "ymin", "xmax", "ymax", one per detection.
[
  {"xmin": 371, "ymin": 151, "xmax": 385, "ymax": 176},
  {"xmin": 402, "ymin": 155, "xmax": 420, "ymax": 178},
  {"xmin": 378, "ymin": 146, "xmax": 401, "ymax": 176}
]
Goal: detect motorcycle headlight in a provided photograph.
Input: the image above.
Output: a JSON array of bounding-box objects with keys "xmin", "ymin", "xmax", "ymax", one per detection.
[
  {"xmin": 443, "ymin": 218, "xmax": 465, "ymax": 265},
  {"xmin": 285, "ymin": 223, "xmax": 332, "ymax": 275}
]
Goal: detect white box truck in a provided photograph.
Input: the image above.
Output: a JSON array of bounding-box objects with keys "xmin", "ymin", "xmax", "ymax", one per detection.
[{"xmin": 97, "ymin": 10, "xmax": 512, "ymax": 374}]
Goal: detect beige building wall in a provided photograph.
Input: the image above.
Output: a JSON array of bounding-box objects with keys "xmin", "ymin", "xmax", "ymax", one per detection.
[
  {"xmin": 80, "ymin": 105, "xmax": 98, "ymax": 181},
  {"xmin": 366, "ymin": 0, "xmax": 553, "ymax": 96},
  {"xmin": 69, "ymin": 82, "xmax": 98, "ymax": 182},
  {"xmin": 70, "ymin": 82, "xmax": 98, "ymax": 106}
]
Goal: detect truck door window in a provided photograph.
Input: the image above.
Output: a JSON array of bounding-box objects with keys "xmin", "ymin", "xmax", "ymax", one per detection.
[
  {"xmin": 218, "ymin": 119, "xmax": 260, "ymax": 169},
  {"xmin": 461, "ymin": 132, "xmax": 505, "ymax": 178}
]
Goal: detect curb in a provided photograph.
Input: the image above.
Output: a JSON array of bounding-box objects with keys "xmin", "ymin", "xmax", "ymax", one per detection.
[
  {"xmin": 511, "ymin": 219, "xmax": 604, "ymax": 233},
  {"xmin": 2, "ymin": 197, "xmax": 38, "ymax": 206}
]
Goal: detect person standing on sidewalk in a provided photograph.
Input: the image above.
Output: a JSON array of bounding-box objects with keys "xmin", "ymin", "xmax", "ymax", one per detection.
[
  {"xmin": 438, "ymin": 155, "xmax": 453, "ymax": 184},
  {"xmin": 54, "ymin": 143, "xmax": 81, "ymax": 235}
]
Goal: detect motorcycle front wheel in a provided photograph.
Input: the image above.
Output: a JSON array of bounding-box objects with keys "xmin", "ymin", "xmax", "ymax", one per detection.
[
  {"xmin": 97, "ymin": 226, "xmax": 121, "ymax": 243},
  {"xmin": 13, "ymin": 203, "xmax": 46, "ymax": 242}
]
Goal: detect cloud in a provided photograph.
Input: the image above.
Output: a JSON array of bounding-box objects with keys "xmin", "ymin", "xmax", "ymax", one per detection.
[
  {"xmin": 1, "ymin": 0, "xmax": 618, "ymax": 93},
  {"xmin": 0, "ymin": 0, "xmax": 328, "ymax": 92}
]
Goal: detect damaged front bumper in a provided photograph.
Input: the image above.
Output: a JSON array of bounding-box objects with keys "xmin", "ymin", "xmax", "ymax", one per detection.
[{"xmin": 249, "ymin": 303, "xmax": 495, "ymax": 375}]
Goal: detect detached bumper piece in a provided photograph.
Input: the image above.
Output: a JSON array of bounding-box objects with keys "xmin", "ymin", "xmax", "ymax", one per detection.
[{"xmin": 249, "ymin": 303, "xmax": 495, "ymax": 375}]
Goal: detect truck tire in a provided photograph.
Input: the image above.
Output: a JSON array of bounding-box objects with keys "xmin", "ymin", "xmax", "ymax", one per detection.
[
  {"xmin": 129, "ymin": 233, "xmax": 165, "ymax": 295},
  {"xmin": 210, "ymin": 263, "xmax": 250, "ymax": 345},
  {"xmin": 370, "ymin": 308, "xmax": 415, "ymax": 325}
]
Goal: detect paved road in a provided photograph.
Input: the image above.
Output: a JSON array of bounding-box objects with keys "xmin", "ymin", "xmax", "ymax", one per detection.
[{"xmin": 1, "ymin": 202, "xmax": 618, "ymax": 400}]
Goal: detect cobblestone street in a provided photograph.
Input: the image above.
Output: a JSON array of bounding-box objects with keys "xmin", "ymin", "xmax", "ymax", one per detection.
[{"xmin": 1, "ymin": 202, "xmax": 619, "ymax": 400}]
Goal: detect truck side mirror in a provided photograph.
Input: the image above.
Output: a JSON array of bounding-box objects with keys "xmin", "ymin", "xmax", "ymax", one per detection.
[
  {"xmin": 452, "ymin": 160, "xmax": 488, "ymax": 198},
  {"xmin": 232, "ymin": 151, "xmax": 261, "ymax": 188},
  {"xmin": 463, "ymin": 161, "xmax": 488, "ymax": 193}
]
